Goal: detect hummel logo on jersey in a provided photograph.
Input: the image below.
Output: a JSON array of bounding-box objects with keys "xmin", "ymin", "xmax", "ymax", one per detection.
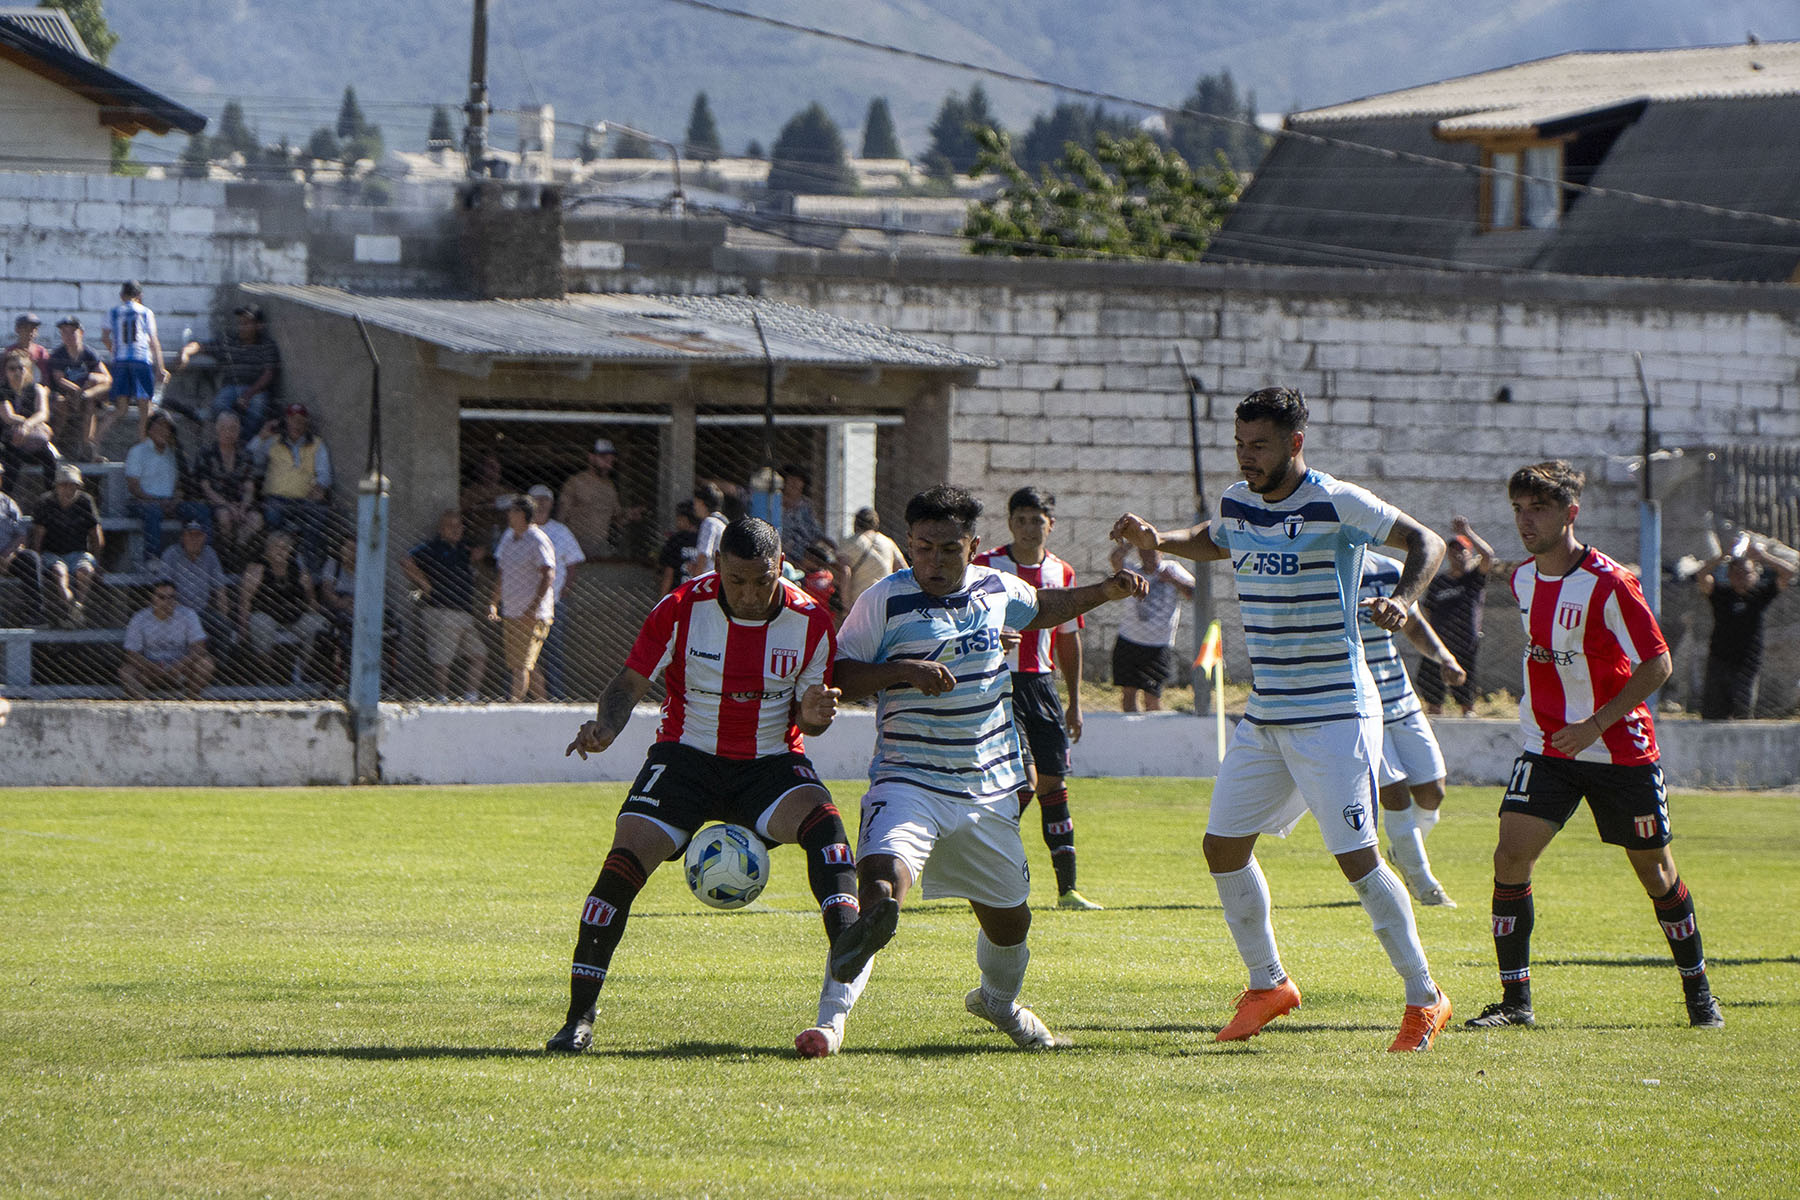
[
  {"xmin": 769, "ymin": 647, "xmax": 800, "ymax": 676},
  {"xmin": 822, "ymin": 843, "xmax": 853, "ymax": 865},
  {"xmin": 1341, "ymin": 803, "xmax": 1367, "ymax": 831},
  {"xmin": 1557, "ymin": 601, "xmax": 1583, "ymax": 630},
  {"xmin": 1660, "ymin": 915, "xmax": 1697, "ymax": 940},
  {"xmin": 581, "ymin": 897, "xmax": 617, "ymax": 927},
  {"xmin": 689, "ymin": 647, "xmax": 722, "ymax": 661},
  {"xmin": 1493, "ymin": 915, "xmax": 1518, "ymax": 937},
  {"xmin": 1283, "ymin": 514, "xmax": 1305, "ymax": 540}
]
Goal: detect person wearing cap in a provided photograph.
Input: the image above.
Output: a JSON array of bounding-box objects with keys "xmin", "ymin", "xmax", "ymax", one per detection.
[
  {"xmin": 1419, "ymin": 515, "xmax": 1495, "ymax": 717},
  {"xmin": 0, "ymin": 458, "xmax": 45, "ymax": 625},
  {"xmin": 254, "ymin": 401, "xmax": 333, "ymax": 571},
  {"xmin": 489, "ymin": 497, "xmax": 556, "ymax": 702},
  {"xmin": 124, "ymin": 408, "xmax": 207, "ymax": 559},
  {"xmin": 99, "ymin": 281, "xmax": 168, "ymax": 446},
  {"xmin": 30, "ymin": 462, "xmax": 103, "ymax": 628},
  {"xmin": 2, "ymin": 348, "xmax": 61, "ymax": 492},
  {"xmin": 119, "ymin": 578, "xmax": 215, "ymax": 699},
  {"xmin": 157, "ymin": 519, "xmax": 234, "ymax": 650},
  {"xmin": 45, "ymin": 316, "xmax": 111, "ymax": 462},
  {"xmin": 559, "ymin": 437, "xmax": 642, "ymax": 560},
  {"xmin": 10, "ymin": 313, "xmax": 50, "ymax": 379},
  {"xmin": 176, "ymin": 305, "xmax": 281, "ymax": 434},
  {"xmin": 528, "ymin": 483, "xmax": 585, "ymax": 701}
]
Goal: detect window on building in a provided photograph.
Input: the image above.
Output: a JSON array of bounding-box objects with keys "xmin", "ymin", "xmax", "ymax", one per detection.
[{"xmin": 1483, "ymin": 141, "xmax": 1562, "ymax": 231}]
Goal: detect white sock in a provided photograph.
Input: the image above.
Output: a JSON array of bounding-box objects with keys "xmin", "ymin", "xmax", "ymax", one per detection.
[
  {"xmin": 1352, "ymin": 862, "xmax": 1437, "ymax": 1006},
  {"xmin": 976, "ymin": 930, "xmax": 1029, "ymax": 1011},
  {"xmin": 1385, "ymin": 805, "xmax": 1431, "ymax": 883},
  {"xmin": 816, "ymin": 955, "xmax": 872, "ymax": 1036},
  {"xmin": 1213, "ymin": 860, "xmax": 1286, "ymax": 990},
  {"xmin": 1415, "ymin": 805, "xmax": 1441, "ymax": 838}
]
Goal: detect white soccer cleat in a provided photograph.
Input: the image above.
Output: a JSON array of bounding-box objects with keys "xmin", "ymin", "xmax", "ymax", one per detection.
[
  {"xmin": 964, "ymin": 988, "xmax": 1058, "ymax": 1050},
  {"xmin": 794, "ymin": 1024, "xmax": 843, "ymax": 1058}
]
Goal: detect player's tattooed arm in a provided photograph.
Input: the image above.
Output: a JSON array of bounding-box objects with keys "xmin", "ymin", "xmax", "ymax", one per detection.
[
  {"xmin": 1372, "ymin": 513, "xmax": 1446, "ymax": 629},
  {"xmin": 1027, "ymin": 571, "xmax": 1149, "ymax": 630},
  {"xmin": 1110, "ymin": 513, "xmax": 1230, "ymax": 562},
  {"xmin": 566, "ymin": 668, "xmax": 653, "ymax": 759}
]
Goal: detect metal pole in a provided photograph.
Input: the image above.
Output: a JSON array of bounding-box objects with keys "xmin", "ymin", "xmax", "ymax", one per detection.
[
  {"xmin": 350, "ymin": 316, "xmax": 389, "ymax": 782},
  {"xmin": 1634, "ymin": 352, "xmax": 1662, "ymax": 619},
  {"xmin": 1173, "ymin": 347, "xmax": 1216, "ymax": 689},
  {"xmin": 752, "ymin": 312, "xmax": 779, "ymax": 527},
  {"xmin": 462, "ymin": 0, "xmax": 490, "ymax": 177}
]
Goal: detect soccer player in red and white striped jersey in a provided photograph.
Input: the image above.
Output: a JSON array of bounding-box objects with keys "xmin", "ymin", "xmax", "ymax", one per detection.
[
  {"xmin": 1469, "ymin": 461, "xmax": 1722, "ymax": 1030},
  {"xmin": 546, "ymin": 518, "xmax": 873, "ymax": 1058},
  {"xmin": 973, "ymin": 486, "xmax": 1099, "ymax": 909}
]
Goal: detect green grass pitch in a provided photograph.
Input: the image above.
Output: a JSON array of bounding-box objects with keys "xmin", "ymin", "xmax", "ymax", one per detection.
[{"xmin": 5, "ymin": 780, "xmax": 1797, "ymax": 1198}]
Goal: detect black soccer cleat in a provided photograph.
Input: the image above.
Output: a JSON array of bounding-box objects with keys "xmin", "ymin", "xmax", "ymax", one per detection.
[
  {"xmin": 828, "ymin": 896, "xmax": 899, "ymax": 983},
  {"xmin": 1686, "ymin": 993, "xmax": 1725, "ymax": 1029},
  {"xmin": 545, "ymin": 1008, "xmax": 596, "ymax": 1053},
  {"xmin": 1464, "ymin": 1001, "xmax": 1535, "ymax": 1028}
]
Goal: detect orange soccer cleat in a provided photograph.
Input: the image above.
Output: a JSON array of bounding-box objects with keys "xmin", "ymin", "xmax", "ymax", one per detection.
[
  {"xmin": 1389, "ymin": 989, "xmax": 1453, "ymax": 1052},
  {"xmin": 1215, "ymin": 979, "xmax": 1303, "ymax": 1042}
]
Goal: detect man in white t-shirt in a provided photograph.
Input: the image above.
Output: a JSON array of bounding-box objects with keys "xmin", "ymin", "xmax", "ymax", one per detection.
[
  {"xmin": 529, "ymin": 483, "xmax": 586, "ymax": 701},
  {"xmin": 689, "ymin": 482, "xmax": 728, "ymax": 579},
  {"xmin": 1108, "ymin": 543, "xmax": 1196, "ymax": 712},
  {"xmin": 119, "ymin": 579, "xmax": 214, "ymax": 698},
  {"xmin": 488, "ymin": 498, "xmax": 556, "ymax": 702}
]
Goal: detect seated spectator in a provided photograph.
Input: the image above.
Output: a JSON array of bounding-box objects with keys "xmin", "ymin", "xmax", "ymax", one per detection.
[
  {"xmin": 0, "ymin": 459, "xmax": 44, "ymax": 625},
  {"xmin": 30, "ymin": 463, "xmax": 102, "ymax": 628},
  {"xmin": 487, "ymin": 498, "xmax": 554, "ymax": 703},
  {"xmin": 174, "ymin": 305, "xmax": 280, "ymax": 434},
  {"xmin": 317, "ymin": 536, "xmax": 359, "ymax": 682},
  {"xmin": 656, "ymin": 500, "xmax": 700, "ymax": 594},
  {"xmin": 125, "ymin": 409, "xmax": 207, "ymax": 559},
  {"xmin": 157, "ymin": 520, "xmax": 234, "ymax": 650},
  {"xmin": 119, "ymin": 579, "xmax": 215, "ymax": 699},
  {"xmin": 843, "ymin": 506, "xmax": 907, "ymax": 611},
  {"xmin": 97, "ymin": 280, "xmax": 168, "ymax": 446},
  {"xmin": 45, "ymin": 316, "xmax": 111, "ymax": 462},
  {"xmin": 192, "ymin": 409, "xmax": 261, "ymax": 570},
  {"xmin": 403, "ymin": 508, "xmax": 488, "ymax": 702},
  {"xmin": 2, "ymin": 348, "xmax": 60, "ymax": 493},
  {"xmin": 253, "ymin": 402, "xmax": 332, "ymax": 571},
  {"xmin": 9, "ymin": 313, "xmax": 50, "ymax": 378},
  {"xmin": 236, "ymin": 529, "xmax": 330, "ymax": 681}
]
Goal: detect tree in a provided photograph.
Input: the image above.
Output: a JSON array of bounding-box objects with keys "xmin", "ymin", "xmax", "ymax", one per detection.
[
  {"xmin": 860, "ymin": 97, "xmax": 900, "ymax": 159},
  {"xmin": 1018, "ymin": 102, "xmax": 1141, "ymax": 174},
  {"xmin": 925, "ymin": 84, "xmax": 1001, "ymax": 179},
  {"xmin": 744, "ymin": 139, "xmax": 764, "ymax": 159},
  {"xmin": 612, "ymin": 128, "xmax": 652, "ymax": 158},
  {"xmin": 962, "ymin": 127, "xmax": 1241, "ymax": 261},
  {"xmin": 305, "ymin": 126, "xmax": 341, "ymax": 164},
  {"xmin": 427, "ymin": 105, "xmax": 455, "ymax": 149},
  {"xmin": 336, "ymin": 86, "xmax": 367, "ymax": 141},
  {"xmin": 766, "ymin": 102, "xmax": 854, "ymax": 195},
  {"xmin": 38, "ymin": 0, "xmax": 117, "ymax": 64},
  {"xmin": 215, "ymin": 100, "xmax": 257, "ymax": 161},
  {"xmin": 685, "ymin": 93, "xmax": 722, "ymax": 162},
  {"xmin": 178, "ymin": 134, "xmax": 211, "ymax": 179},
  {"xmin": 1167, "ymin": 70, "xmax": 1270, "ymax": 173}
]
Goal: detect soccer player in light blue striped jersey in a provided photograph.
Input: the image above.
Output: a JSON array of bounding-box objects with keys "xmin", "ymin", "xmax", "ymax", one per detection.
[
  {"xmin": 1112, "ymin": 386, "xmax": 1454, "ymax": 1052},
  {"xmin": 827, "ymin": 484, "xmax": 1146, "ymax": 1050}
]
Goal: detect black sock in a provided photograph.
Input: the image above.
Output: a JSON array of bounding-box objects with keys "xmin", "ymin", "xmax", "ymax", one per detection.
[
  {"xmin": 1016, "ymin": 784, "xmax": 1035, "ymax": 819},
  {"xmin": 797, "ymin": 802, "xmax": 859, "ymax": 942},
  {"xmin": 1492, "ymin": 879, "xmax": 1534, "ymax": 1008},
  {"xmin": 1040, "ymin": 787, "xmax": 1077, "ymax": 894},
  {"xmin": 1652, "ymin": 878, "xmax": 1709, "ymax": 997},
  {"xmin": 567, "ymin": 848, "xmax": 648, "ymax": 1021}
]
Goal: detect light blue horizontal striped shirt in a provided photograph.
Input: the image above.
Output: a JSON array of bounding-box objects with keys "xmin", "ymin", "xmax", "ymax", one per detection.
[
  {"xmin": 1211, "ymin": 469, "xmax": 1398, "ymax": 726},
  {"xmin": 1358, "ymin": 554, "xmax": 1423, "ymax": 724},
  {"xmin": 836, "ymin": 564, "xmax": 1039, "ymax": 801}
]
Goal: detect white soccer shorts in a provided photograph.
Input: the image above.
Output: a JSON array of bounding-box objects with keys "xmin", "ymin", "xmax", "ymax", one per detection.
[
  {"xmin": 1377, "ymin": 709, "xmax": 1447, "ymax": 789},
  {"xmin": 855, "ymin": 779, "xmax": 1031, "ymax": 908},
  {"xmin": 1208, "ymin": 713, "xmax": 1382, "ymax": 856}
]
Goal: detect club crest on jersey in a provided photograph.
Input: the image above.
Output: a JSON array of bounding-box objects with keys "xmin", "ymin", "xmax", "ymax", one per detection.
[
  {"xmin": 1341, "ymin": 803, "xmax": 1366, "ymax": 831},
  {"xmin": 1283, "ymin": 514, "xmax": 1305, "ymax": 540},
  {"xmin": 1557, "ymin": 601, "xmax": 1583, "ymax": 630},
  {"xmin": 1660, "ymin": 914, "xmax": 1697, "ymax": 940},
  {"xmin": 581, "ymin": 897, "xmax": 617, "ymax": 927},
  {"xmin": 1634, "ymin": 814, "xmax": 1660, "ymax": 840},
  {"xmin": 769, "ymin": 646, "xmax": 800, "ymax": 677},
  {"xmin": 1492, "ymin": 915, "xmax": 1517, "ymax": 937}
]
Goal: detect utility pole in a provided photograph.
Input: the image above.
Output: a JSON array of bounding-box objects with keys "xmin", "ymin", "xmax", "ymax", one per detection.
[{"xmin": 462, "ymin": 0, "xmax": 491, "ymax": 177}]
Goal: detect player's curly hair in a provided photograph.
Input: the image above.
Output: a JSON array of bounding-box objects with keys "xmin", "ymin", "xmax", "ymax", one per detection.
[
  {"xmin": 720, "ymin": 517, "xmax": 782, "ymax": 561},
  {"xmin": 906, "ymin": 484, "xmax": 983, "ymax": 534},
  {"xmin": 1508, "ymin": 460, "xmax": 1585, "ymax": 508},
  {"xmin": 1237, "ymin": 386, "xmax": 1308, "ymax": 434}
]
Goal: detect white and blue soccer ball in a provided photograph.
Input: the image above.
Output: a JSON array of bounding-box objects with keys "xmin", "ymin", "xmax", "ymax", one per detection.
[{"xmin": 684, "ymin": 824, "xmax": 769, "ymax": 910}]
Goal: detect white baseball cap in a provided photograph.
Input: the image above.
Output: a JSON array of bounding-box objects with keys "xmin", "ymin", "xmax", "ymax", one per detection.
[{"xmin": 592, "ymin": 438, "xmax": 616, "ymax": 455}]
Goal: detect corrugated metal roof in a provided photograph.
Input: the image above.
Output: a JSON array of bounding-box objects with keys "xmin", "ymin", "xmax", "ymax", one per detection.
[
  {"xmin": 244, "ymin": 286, "xmax": 997, "ymax": 371},
  {"xmin": 0, "ymin": 7, "xmax": 89, "ymax": 58},
  {"xmin": 1295, "ymin": 41, "xmax": 1800, "ymax": 125}
]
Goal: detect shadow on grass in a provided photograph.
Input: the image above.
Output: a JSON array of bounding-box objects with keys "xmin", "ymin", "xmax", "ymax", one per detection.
[
  {"xmin": 213, "ymin": 1041, "xmax": 796, "ymax": 1062},
  {"xmin": 1534, "ymin": 955, "xmax": 1800, "ymax": 968}
]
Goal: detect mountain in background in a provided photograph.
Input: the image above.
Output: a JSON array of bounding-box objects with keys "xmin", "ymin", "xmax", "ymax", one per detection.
[{"xmin": 105, "ymin": 0, "xmax": 1798, "ymax": 171}]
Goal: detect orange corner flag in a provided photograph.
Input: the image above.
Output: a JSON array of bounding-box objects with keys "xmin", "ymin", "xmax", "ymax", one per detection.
[{"xmin": 1194, "ymin": 620, "xmax": 1223, "ymax": 676}]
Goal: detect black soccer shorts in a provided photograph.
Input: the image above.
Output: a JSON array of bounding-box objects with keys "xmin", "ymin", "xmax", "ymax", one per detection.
[
  {"xmin": 1010, "ymin": 671, "xmax": 1072, "ymax": 777},
  {"xmin": 1499, "ymin": 751, "xmax": 1672, "ymax": 849},
  {"xmin": 620, "ymin": 742, "xmax": 825, "ymax": 848}
]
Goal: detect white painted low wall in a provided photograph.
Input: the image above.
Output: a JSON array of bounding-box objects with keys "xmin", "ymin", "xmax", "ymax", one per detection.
[{"xmin": 0, "ymin": 702, "xmax": 355, "ymax": 786}]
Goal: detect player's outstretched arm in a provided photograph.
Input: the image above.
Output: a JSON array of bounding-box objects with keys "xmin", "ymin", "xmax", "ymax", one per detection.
[
  {"xmin": 833, "ymin": 657, "xmax": 955, "ymax": 703},
  {"xmin": 566, "ymin": 668, "xmax": 652, "ymax": 758},
  {"xmin": 1110, "ymin": 513, "xmax": 1229, "ymax": 563},
  {"xmin": 1401, "ymin": 610, "xmax": 1466, "ymax": 687},
  {"xmin": 795, "ymin": 684, "xmax": 842, "ymax": 736},
  {"xmin": 1026, "ymin": 570, "xmax": 1148, "ymax": 631}
]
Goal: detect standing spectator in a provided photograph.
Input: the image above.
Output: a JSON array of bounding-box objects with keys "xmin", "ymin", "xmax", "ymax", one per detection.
[
  {"xmin": 488, "ymin": 498, "xmax": 555, "ymax": 702},
  {"xmin": 777, "ymin": 463, "xmax": 823, "ymax": 560},
  {"xmin": 174, "ymin": 304, "xmax": 281, "ymax": 434},
  {"xmin": 237, "ymin": 529, "xmax": 331, "ymax": 682},
  {"xmin": 1696, "ymin": 533, "xmax": 1796, "ymax": 719},
  {"xmin": 842, "ymin": 506, "xmax": 906, "ymax": 611},
  {"xmin": 529, "ymin": 483, "xmax": 585, "ymax": 701},
  {"xmin": 459, "ymin": 451, "xmax": 509, "ymax": 549},
  {"xmin": 560, "ymin": 438, "xmax": 642, "ymax": 560},
  {"xmin": 1107, "ymin": 543, "xmax": 1196, "ymax": 712},
  {"xmin": 119, "ymin": 579, "xmax": 215, "ymax": 699},
  {"xmin": 2, "ymin": 349, "xmax": 60, "ymax": 492},
  {"xmin": 45, "ymin": 316, "xmax": 111, "ymax": 462},
  {"xmin": 0, "ymin": 460, "xmax": 44, "ymax": 625},
  {"xmin": 97, "ymin": 280, "xmax": 168, "ymax": 444},
  {"xmin": 403, "ymin": 509, "xmax": 488, "ymax": 702},
  {"xmin": 157, "ymin": 520, "xmax": 234, "ymax": 650},
  {"xmin": 656, "ymin": 500, "xmax": 700, "ymax": 595},
  {"xmin": 124, "ymin": 410, "xmax": 205, "ymax": 559},
  {"xmin": 31, "ymin": 463, "xmax": 103, "ymax": 628},
  {"xmin": 689, "ymin": 482, "xmax": 727, "ymax": 578},
  {"xmin": 9, "ymin": 313, "xmax": 50, "ymax": 378},
  {"xmin": 1418, "ymin": 516, "xmax": 1494, "ymax": 716},
  {"xmin": 254, "ymin": 402, "xmax": 332, "ymax": 571},
  {"xmin": 192, "ymin": 410, "xmax": 261, "ymax": 570}
]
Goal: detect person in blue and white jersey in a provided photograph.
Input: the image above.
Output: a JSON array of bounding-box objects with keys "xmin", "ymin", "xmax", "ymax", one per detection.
[
  {"xmin": 827, "ymin": 484, "xmax": 1145, "ymax": 1050},
  {"xmin": 98, "ymin": 280, "xmax": 167, "ymax": 445},
  {"xmin": 1113, "ymin": 385, "xmax": 1454, "ymax": 1053},
  {"xmin": 1359, "ymin": 552, "xmax": 1468, "ymax": 909}
]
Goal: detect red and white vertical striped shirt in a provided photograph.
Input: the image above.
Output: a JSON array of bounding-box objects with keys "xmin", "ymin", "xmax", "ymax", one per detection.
[
  {"xmin": 1512, "ymin": 547, "xmax": 1666, "ymax": 765},
  {"xmin": 973, "ymin": 545, "xmax": 1081, "ymax": 674},
  {"xmin": 624, "ymin": 575, "xmax": 836, "ymax": 760}
]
